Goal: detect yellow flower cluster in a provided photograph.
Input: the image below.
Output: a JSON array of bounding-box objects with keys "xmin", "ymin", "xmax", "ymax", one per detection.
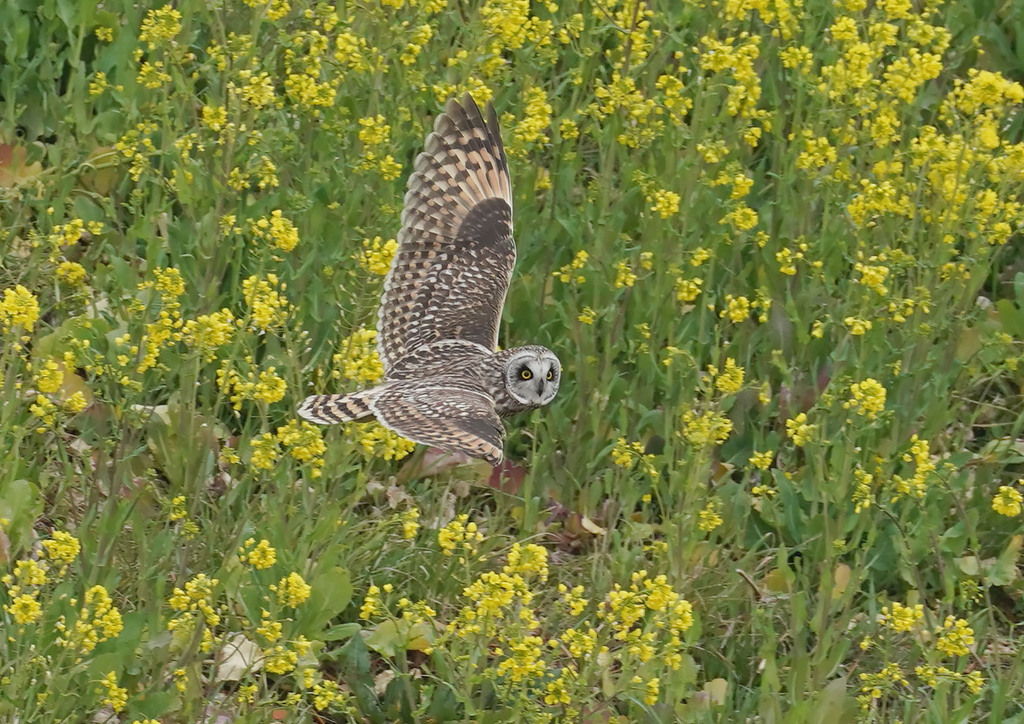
[
  {"xmin": 0, "ymin": 284, "xmax": 40, "ymax": 338},
  {"xmin": 675, "ymin": 276, "xmax": 703, "ymax": 303},
  {"xmin": 182, "ymin": 308, "xmax": 236, "ymax": 361},
  {"xmin": 879, "ymin": 601, "xmax": 923, "ymax": 632},
  {"xmin": 55, "ymin": 585, "xmax": 124, "ymax": 657},
  {"xmin": 890, "ymin": 434, "xmax": 934, "ymax": 500},
  {"xmin": 217, "ymin": 362, "xmax": 287, "ymax": 410},
  {"xmin": 915, "ymin": 664, "xmax": 984, "ymax": 694},
  {"xmin": 271, "ymin": 572, "xmax": 312, "ymax": 607},
  {"xmin": 785, "ymin": 413, "xmax": 815, "ymax": 447},
  {"xmin": 246, "ymin": 421, "xmax": 326, "ymax": 477},
  {"xmin": 710, "ymin": 357, "xmax": 745, "ymax": 395},
  {"xmin": 992, "ymin": 484, "xmax": 1023, "ymax": 517},
  {"xmin": 934, "ymin": 616, "xmax": 974, "ymax": 657},
  {"xmin": 437, "ymin": 514, "xmax": 484, "ymax": 559},
  {"xmin": 845, "ymin": 378, "xmax": 887, "ymax": 420},
  {"xmin": 749, "ymin": 450, "xmax": 773, "ymax": 470},
  {"xmin": 400, "ymin": 507, "xmax": 420, "ymax": 539},
  {"xmin": 167, "ymin": 573, "xmax": 220, "ymax": 653},
  {"xmin": 345, "ymin": 421, "xmax": 418, "ymax": 461},
  {"xmin": 681, "ymin": 409, "xmax": 733, "ymax": 447},
  {"xmin": 858, "ymin": 662, "xmax": 908, "ymax": 707},
  {"xmin": 138, "ymin": 5, "xmax": 181, "ymax": 49},
  {"xmin": 852, "ymin": 466, "xmax": 875, "ymax": 513},
  {"xmin": 553, "ymin": 250, "xmax": 588, "ymax": 284},
  {"xmin": 250, "ymin": 210, "xmax": 299, "ymax": 252},
  {"xmin": 355, "ymin": 114, "xmax": 402, "ymax": 180},
  {"xmin": 610, "ymin": 437, "xmax": 657, "ymax": 479},
  {"xmin": 697, "ymin": 499, "xmax": 723, "ymax": 532},
  {"xmin": 357, "ymin": 236, "xmax": 398, "ymax": 276},
  {"xmin": 242, "ymin": 273, "xmax": 291, "ymax": 331},
  {"xmin": 510, "ymin": 86, "xmax": 552, "ymax": 155},
  {"xmin": 331, "ymin": 327, "xmax": 384, "ymax": 385},
  {"xmin": 359, "ymin": 583, "xmax": 391, "ymax": 620},
  {"xmin": 240, "ymin": 538, "xmax": 278, "ymax": 569},
  {"xmin": 648, "ymin": 188, "xmax": 680, "ymax": 218}
]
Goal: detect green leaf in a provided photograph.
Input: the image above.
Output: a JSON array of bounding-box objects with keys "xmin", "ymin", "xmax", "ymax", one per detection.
[
  {"xmin": 301, "ymin": 566, "xmax": 352, "ymax": 634},
  {"xmin": 985, "ymin": 535, "xmax": 1022, "ymax": 587}
]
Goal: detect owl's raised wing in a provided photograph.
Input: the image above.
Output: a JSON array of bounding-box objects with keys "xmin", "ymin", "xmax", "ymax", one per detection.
[
  {"xmin": 377, "ymin": 93, "xmax": 514, "ymax": 376},
  {"xmin": 370, "ymin": 382, "xmax": 505, "ymax": 465}
]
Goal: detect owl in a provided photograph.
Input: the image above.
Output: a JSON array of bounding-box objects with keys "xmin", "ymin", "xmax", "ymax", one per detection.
[{"xmin": 298, "ymin": 94, "xmax": 561, "ymax": 465}]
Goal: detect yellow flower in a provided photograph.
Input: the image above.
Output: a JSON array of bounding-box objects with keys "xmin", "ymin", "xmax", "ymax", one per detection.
[
  {"xmin": 992, "ymin": 485, "xmax": 1022, "ymax": 517},
  {"xmin": 56, "ymin": 261, "xmax": 88, "ymax": 286},
  {"xmin": 935, "ymin": 616, "xmax": 974, "ymax": 657},
  {"xmin": 201, "ymin": 105, "xmax": 228, "ymax": 132},
  {"xmin": 712, "ymin": 358, "xmax": 745, "ymax": 395},
  {"xmin": 648, "ymin": 189, "xmax": 680, "ymax": 218},
  {"xmin": 241, "ymin": 538, "xmax": 278, "ymax": 569},
  {"xmin": 437, "ymin": 514, "xmax": 484, "ymax": 558},
  {"xmin": 749, "ymin": 450, "xmax": 774, "ymax": 470},
  {"xmin": 845, "ymin": 378, "xmax": 887, "ymax": 420},
  {"xmin": 504, "ymin": 543, "xmax": 549, "ymax": 582},
  {"xmin": 401, "ymin": 508, "xmax": 420, "ymax": 540},
  {"xmin": 264, "ymin": 645, "xmax": 298, "ymax": 675},
  {"xmin": 358, "ymin": 236, "xmax": 398, "ymax": 276},
  {"xmin": 41, "ymin": 531, "xmax": 81, "ymax": 567},
  {"xmin": 249, "ymin": 432, "xmax": 279, "ymax": 470},
  {"xmin": 643, "ymin": 677, "xmax": 660, "ymax": 705},
  {"xmin": 242, "ymin": 274, "xmax": 291, "ymax": 331},
  {"xmin": 577, "ymin": 306, "xmax": 596, "ymax": 324},
  {"xmin": 57, "ymin": 585, "xmax": 123, "ymax": 654},
  {"xmin": 273, "ymin": 572, "xmax": 312, "ymax": 607},
  {"xmin": 553, "ymin": 250, "xmax": 588, "ymax": 284},
  {"xmin": 250, "ymin": 210, "xmax": 300, "ymax": 252},
  {"xmin": 844, "ymin": 316, "xmax": 873, "ymax": 336},
  {"xmin": 891, "ymin": 435, "xmax": 934, "ymax": 500},
  {"xmin": 34, "ymin": 359, "xmax": 63, "ymax": 394},
  {"xmin": 276, "ymin": 420, "xmax": 326, "ymax": 476},
  {"xmin": 169, "ymin": 495, "xmax": 187, "ymax": 522},
  {"xmin": 313, "ymin": 679, "xmax": 346, "ymax": 710},
  {"xmin": 360, "ymin": 584, "xmax": 382, "ymax": 620},
  {"xmin": 182, "ymin": 308, "xmax": 235, "ymax": 361},
  {"xmin": 614, "ymin": 260, "xmax": 637, "ymax": 289},
  {"xmin": 5, "ymin": 594, "xmax": 42, "ymax": 624},
  {"xmin": 880, "ymin": 601, "xmax": 923, "ymax": 632},
  {"xmin": 855, "ymin": 261, "xmax": 890, "ymax": 294},
  {"xmin": 332, "ymin": 327, "xmax": 384, "ymax": 385},
  {"xmin": 0, "ymin": 285, "xmax": 40, "ymax": 334},
  {"xmin": 139, "ymin": 5, "xmax": 182, "ymax": 49},
  {"xmin": 785, "ymin": 413, "xmax": 815, "ymax": 446},
  {"xmin": 137, "ymin": 61, "xmax": 172, "ymax": 89},
  {"xmin": 97, "ymin": 671, "xmax": 127, "ymax": 712},
  {"xmin": 675, "ymin": 277, "xmax": 703, "ymax": 303},
  {"xmin": 697, "ymin": 500, "xmax": 723, "ymax": 532},
  {"xmin": 720, "ymin": 294, "xmax": 751, "ymax": 323},
  {"xmin": 610, "ymin": 437, "xmax": 658, "ymax": 478},
  {"xmin": 681, "ymin": 409, "xmax": 733, "ymax": 447}
]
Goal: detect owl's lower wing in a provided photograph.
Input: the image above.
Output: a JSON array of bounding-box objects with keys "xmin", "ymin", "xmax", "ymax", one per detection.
[
  {"xmin": 377, "ymin": 93, "xmax": 514, "ymax": 376},
  {"xmin": 369, "ymin": 383, "xmax": 505, "ymax": 465}
]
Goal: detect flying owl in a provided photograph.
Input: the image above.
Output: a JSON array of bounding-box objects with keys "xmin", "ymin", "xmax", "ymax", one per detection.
[{"xmin": 298, "ymin": 94, "xmax": 561, "ymax": 465}]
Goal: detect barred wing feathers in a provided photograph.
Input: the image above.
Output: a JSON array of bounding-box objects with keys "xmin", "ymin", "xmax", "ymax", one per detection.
[{"xmin": 377, "ymin": 93, "xmax": 515, "ymax": 376}]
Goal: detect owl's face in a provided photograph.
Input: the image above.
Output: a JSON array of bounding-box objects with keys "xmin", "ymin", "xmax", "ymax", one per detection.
[{"xmin": 504, "ymin": 348, "xmax": 561, "ymax": 407}]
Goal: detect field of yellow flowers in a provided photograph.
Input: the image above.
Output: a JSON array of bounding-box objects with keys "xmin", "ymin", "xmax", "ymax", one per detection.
[{"xmin": 2, "ymin": 0, "xmax": 1024, "ymax": 721}]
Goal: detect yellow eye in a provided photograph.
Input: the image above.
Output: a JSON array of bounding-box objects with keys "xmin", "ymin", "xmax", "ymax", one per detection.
[
  {"xmin": 546, "ymin": 370, "xmax": 554, "ymax": 381},
  {"xmin": 520, "ymin": 369, "xmax": 533, "ymax": 380}
]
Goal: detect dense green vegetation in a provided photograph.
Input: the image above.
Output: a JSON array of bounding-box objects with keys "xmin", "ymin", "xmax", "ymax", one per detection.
[{"xmin": 1, "ymin": 0, "xmax": 1023, "ymax": 720}]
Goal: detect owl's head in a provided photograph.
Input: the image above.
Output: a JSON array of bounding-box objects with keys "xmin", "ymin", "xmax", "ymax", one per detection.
[{"xmin": 504, "ymin": 346, "xmax": 561, "ymax": 408}]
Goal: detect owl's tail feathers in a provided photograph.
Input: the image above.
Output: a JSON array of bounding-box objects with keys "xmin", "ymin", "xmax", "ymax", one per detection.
[{"xmin": 297, "ymin": 387, "xmax": 382, "ymax": 425}]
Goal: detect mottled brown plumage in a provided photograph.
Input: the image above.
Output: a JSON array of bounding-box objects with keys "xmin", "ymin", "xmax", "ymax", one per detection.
[{"xmin": 298, "ymin": 94, "xmax": 560, "ymax": 465}]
